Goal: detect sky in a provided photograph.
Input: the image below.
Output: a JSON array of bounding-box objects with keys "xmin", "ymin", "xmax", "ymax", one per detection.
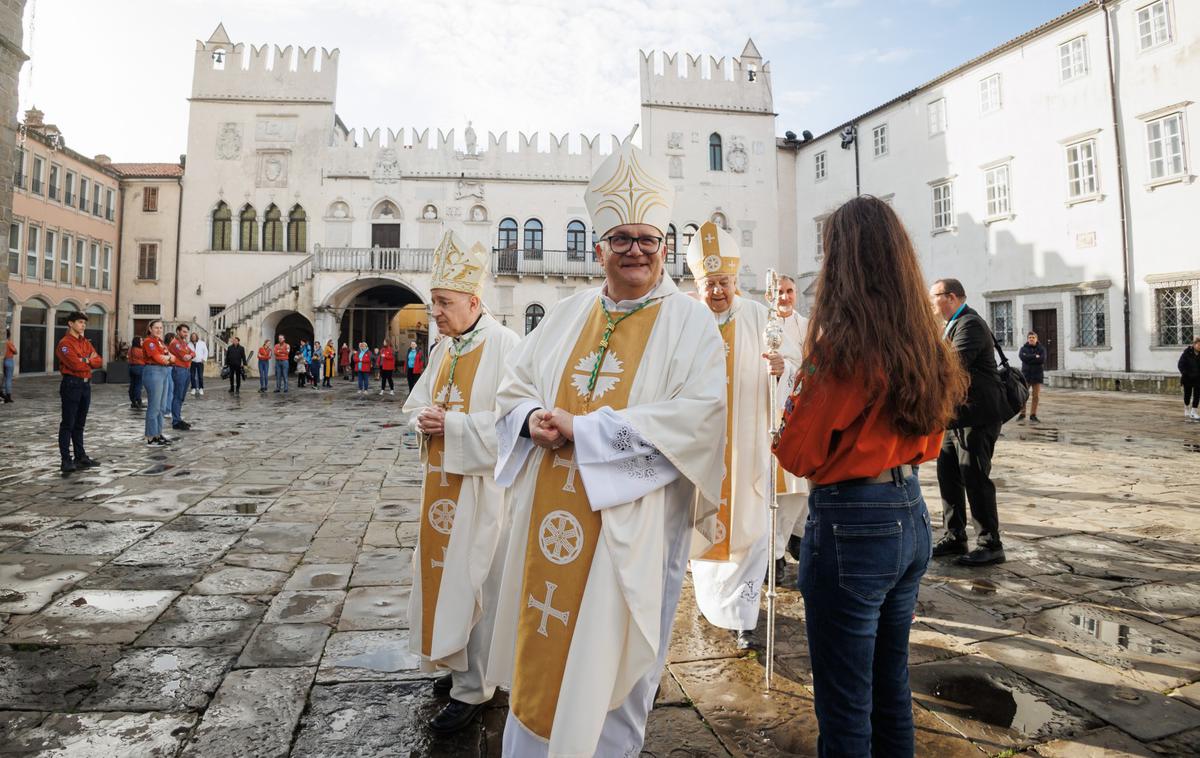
[{"xmin": 19, "ymin": 0, "xmax": 1083, "ymax": 162}]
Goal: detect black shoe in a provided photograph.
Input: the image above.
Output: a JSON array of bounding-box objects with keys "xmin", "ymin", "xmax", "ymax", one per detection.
[
  {"xmin": 158, "ymin": 435, "xmax": 173, "ymax": 445},
  {"xmin": 74, "ymin": 456, "xmax": 99, "ymax": 468},
  {"xmin": 1017, "ymin": 412, "xmax": 1026, "ymax": 421},
  {"xmin": 958, "ymin": 545, "xmax": 1007, "ymax": 567},
  {"xmin": 228, "ymin": 388, "xmax": 234, "ymax": 393},
  {"xmin": 274, "ymin": 389, "xmax": 281, "ymax": 393},
  {"xmin": 774, "ymin": 556, "xmax": 788, "ymax": 580},
  {"xmin": 932, "ymin": 534, "xmax": 968, "ymax": 557},
  {"xmin": 432, "ymin": 673, "xmax": 453, "ymax": 697},
  {"xmin": 173, "ymin": 421, "xmax": 192, "ymax": 430},
  {"xmin": 429, "ymin": 698, "xmax": 486, "ymax": 735},
  {"xmin": 734, "ymin": 629, "xmax": 762, "ymax": 651},
  {"xmin": 786, "ymin": 534, "xmax": 803, "ymax": 561},
  {"xmin": 60, "ymin": 459, "xmax": 77, "ymax": 473},
  {"xmin": 1029, "ymin": 415, "xmax": 1040, "ymax": 424}
]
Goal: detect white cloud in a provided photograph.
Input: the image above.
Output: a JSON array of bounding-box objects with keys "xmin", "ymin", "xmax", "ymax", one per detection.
[{"xmin": 847, "ymin": 47, "xmax": 915, "ymax": 65}]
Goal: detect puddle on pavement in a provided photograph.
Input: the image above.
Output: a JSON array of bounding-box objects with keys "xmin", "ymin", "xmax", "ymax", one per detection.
[
  {"xmin": 135, "ymin": 463, "xmax": 176, "ymax": 476},
  {"xmin": 311, "ymin": 573, "xmax": 341, "ymax": 588},
  {"xmin": 0, "ymin": 589, "xmax": 26, "ymax": 603},
  {"xmin": 215, "ymin": 431, "xmax": 241, "ymax": 437},
  {"xmin": 970, "ymin": 579, "xmax": 999, "ymax": 596},
  {"xmin": 1028, "ymin": 604, "xmax": 1183, "ymax": 657},
  {"xmin": 931, "ymin": 672, "xmax": 1060, "ymax": 734}
]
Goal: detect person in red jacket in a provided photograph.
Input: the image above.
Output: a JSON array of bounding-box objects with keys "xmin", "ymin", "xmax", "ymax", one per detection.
[
  {"xmin": 378, "ymin": 340, "xmax": 396, "ymax": 396},
  {"xmin": 257, "ymin": 341, "xmax": 272, "ymax": 393},
  {"xmin": 273, "ymin": 335, "xmax": 291, "ymax": 393},
  {"xmin": 56, "ymin": 311, "xmax": 103, "ymax": 473},
  {"xmin": 339, "ymin": 342, "xmax": 351, "ymax": 381},
  {"xmin": 354, "ymin": 340, "xmax": 372, "ymax": 394},
  {"xmin": 405, "ymin": 339, "xmax": 425, "ymax": 392},
  {"xmin": 128, "ymin": 336, "xmax": 145, "ymax": 409},
  {"xmin": 167, "ymin": 324, "xmax": 195, "ymax": 430}
]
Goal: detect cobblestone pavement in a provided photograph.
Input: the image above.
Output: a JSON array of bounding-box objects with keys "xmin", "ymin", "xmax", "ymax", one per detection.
[{"xmin": 0, "ymin": 376, "xmax": 1198, "ymax": 757}]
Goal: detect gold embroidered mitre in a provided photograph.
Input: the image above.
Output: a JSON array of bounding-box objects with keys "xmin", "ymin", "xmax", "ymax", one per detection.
[
  {"xmin": 584, "ymin": 126, "xmax": 675, "ymax": 237},
  {"xmin": 686, "ymin": 221, "xmax": 741, "ymax": 279},
  {"xmin": 430, "ymin": 231, "xmax": 488, "ymax": 296}
]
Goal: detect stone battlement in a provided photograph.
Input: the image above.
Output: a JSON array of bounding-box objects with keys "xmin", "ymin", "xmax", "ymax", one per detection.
[
  {"xmin": 191, "ymin": 24, "xmax": 339, "ymax": 104},
  {"xmin": 639, "ymin": 39, "xmax": 773, "ymax": 115}
]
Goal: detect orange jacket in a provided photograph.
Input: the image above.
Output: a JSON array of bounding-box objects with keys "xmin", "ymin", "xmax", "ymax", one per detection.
[
  {"xmin": 56, "ymin": 334, "xmax": 102, "ymax": 379},
  {"xmin": 257, "ymin": 346, "xmax": 271, "ymax": 361},
  {"xmin": 273, "ymin": 341, "xmax": 291, "ymax": 361},
  {"xmin": 167, "ymin": 336, "xmax": 194, "ymax": 366},
  {"xmin": 142, "ymin": 337, "xmax": 173, "ymax": 366}
]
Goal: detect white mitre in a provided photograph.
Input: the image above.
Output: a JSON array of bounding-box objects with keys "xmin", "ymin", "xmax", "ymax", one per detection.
[
  {"xmin": 584, "ymin": 125, "xmax": 675, "ymax": 237},
  {"xmin": 430, "ymin": 230, "xmax": 488, "ymax": 296},
  {"xmin": 686, "ymin": 220, "xmax": 741, "ymax": 280}
]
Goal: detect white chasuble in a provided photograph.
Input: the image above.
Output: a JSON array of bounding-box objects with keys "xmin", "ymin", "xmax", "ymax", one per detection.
[
  {"xmin": 774, "ymin": 310, "xmax": 811, "ymax": 556},
  {"xmin": 691, "ymin": 296, "xmax": 774, "ymax": 631},
  {"xmin": 488, "ymin": 275, "xmax": 726, "ymax": 758},
  {"xmin": 404, "ymin": 313, "xmax": 520, "ymax": 673}
]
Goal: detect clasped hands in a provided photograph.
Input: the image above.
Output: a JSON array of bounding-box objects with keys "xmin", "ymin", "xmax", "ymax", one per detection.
[
  {"xmin": 416, "ymin": 406, "xmax": 447, "ymax": 436},
  {"xmin": 528, "ymin": 408, "xmax": 574, "ymax": 450}
]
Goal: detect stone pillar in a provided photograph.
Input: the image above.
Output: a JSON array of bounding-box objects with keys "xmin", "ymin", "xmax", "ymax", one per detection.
[
  {"xmin": 314, "ymin": 310, "xmax": 337, "ymax": 346},
  {"xmin": 0, "ymin": 2, "xmax": 28, "ymax": 338}
]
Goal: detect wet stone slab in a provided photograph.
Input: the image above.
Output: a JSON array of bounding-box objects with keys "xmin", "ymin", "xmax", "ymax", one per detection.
[
  {"xmin": 292, "ymin": 680, "xmax": 483, "ymax": 757},
  {"xmin": 2, "ymin": 711, "xmax": 197, "ymax": 756},
  {"xmin": 184, "ymin": 496, "xmax": 275, "ymax": 516},
  {"xmin": 640, "ymin": 705, "xmax": 734, "ymax": 756},
  {"xmin": 192, "ymin": 566, "xmax": 289, "ymax": 595},
  {"xmin": 76, "ymin": 488, "xmax": 211, "ymax": 521},
  {"xmin": 237, "ymin": 622, "xmax": 331, "ymax": 668},
  {"xmin": 81, "ymin": 646, "xmax": 237, "ymax": 711},
  {"xmin": 0, "ymin": 644, "xmax": 123, "ymax": 710},
  {"xmin": 0, "ymin": 515, "xmax": 66, "ymax": 539},
  {"xmin": 316, "ymin": 630, "xmax": 424, "ymax": 683},
  {"xmin": 348, "ymin": 548, "xmax": 414, "ymax": 587},
  {"xmin": 263, "ymin": 590, "xmax": 345, "ymax": 625},
  {"xmin": 1033, "ymin": 726, "xmax": 1158, "ymax": 757},
  {"xmin": 284, "ymin": 562, "xmax": 353, "ymax": 591},
  {"xmin": 76, "ymin": 564, "xmax": 206, "ymax": 591},
  {"xmin": 0, "ymin": 553, "xmax": 106, "ymax": 614},
  {"xmin": 0, "ymin": 589, "xmax": 179, "ymax": 645},
  {"xmin": 110, "ymin": 529, "xmax": 241, "ymax": 567},
  {"xmin": 338, "ymin": 586, "xmax": 411, "ymax": 631},
  {"xmin": 14, "ymin": 519, "xmax": 161, "ymax": 555},
  {"xmin": 181, "ymin": 667, "xmax": 313, "ymax": 758},
  {"xmin": 233, "ymin": 521, "xmax": 320, "ymax": 554},
  {"xmin": 909, "ymin": 654, "xmax": 1102, "ymax": 751},
  {"xmin": 1024, "ymin": 603, "xmax": 1200, "ymax": 690}
]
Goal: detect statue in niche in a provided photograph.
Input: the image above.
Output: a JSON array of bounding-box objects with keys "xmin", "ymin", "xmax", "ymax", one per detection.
[
  {"xmin": 668, "ymin": 131, "xmax": 683, "ymax": 150},
  {"xmin": 422, "ymin": 204, "xmax": 438, "ymax": 220},
  {"xmin": 455, "ymin": 177, "xmax": 485, "ymax": 200},
  {"xmin": 469, "ymin": 204, "xmax": 487, "ymax": 222},
  {"xmin": 374, "ymin": 148, "xmax": 401, "ymax": 184},
  {"xmin": 217, "ymin": 123, "xmax": 242, "ymax": 160},
  {"xmin": 465, "ymin": 121, "xmax": 478, "ymax": 155},
  {"xmin": 727, "ymin": 137, "xmax": 749, "ymax": 173},
  {"xmin": 669, "ymin": 156, "xmax": 683, "ymax": 179}
]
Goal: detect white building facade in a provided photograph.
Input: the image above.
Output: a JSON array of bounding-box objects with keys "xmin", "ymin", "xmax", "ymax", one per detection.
[
  {"xmin": 789, "ymin": 0, "xmax": 1198, "ymax": 383},
  {"xmin": 155, "ymin": 25, "xmax": 781, "ymax": 360}
]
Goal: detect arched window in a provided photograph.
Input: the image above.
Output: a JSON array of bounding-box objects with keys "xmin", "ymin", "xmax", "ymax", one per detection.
[
  {"xmin": 212, "ymin": 202, "xmax": 232, "ymax": 251},
  {"xmin": 682, "ymin": 223, "xmax": 699, "ymax": 249},
  {"xmin": 263, "ymin": 204, "xmax": 283, "ymax": 252},
  {"xmin": 287, "ymin": 205, "xmax": 307, "ymax": 252},
  {"xmin": 525, "ymin": 303, "xmax": 545, "ymax": 335},
  {"xmin": 566, "ymin": 220, "xmax": 587, "ymax": 260},
  {"xmin": 665, "ymin": 223, "xmax": 677, "ymax": 263},
  {"xmin": 238, "ymin": 205, "xmax": 258, "ymax": 251},
  {"xmin": 523, "ymin": 218, "xmax": 543, "ymax": 259},
  {"xmin": 709, "ymin": 133, "xmax": 723, "ymax": 171},
  {"xmin": 498, "ymin": 218, "xmax": 518, "ymax": 251}
]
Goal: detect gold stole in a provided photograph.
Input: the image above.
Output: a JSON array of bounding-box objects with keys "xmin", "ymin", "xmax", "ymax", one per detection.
[
  {"xmin": 698, "ymin": 316, "xmax": 736, "ymax": 561},
  {"xmin": 510, "ymin": 299, "xmax": 661, "ymax": 740},
  {"xmin": 417, "ymin": 342, "xmax": 485, "ymax": 658}
]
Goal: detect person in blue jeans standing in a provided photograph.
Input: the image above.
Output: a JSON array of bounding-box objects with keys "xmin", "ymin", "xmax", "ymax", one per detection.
[
  {"xmin": 167, "ymin": 324, "xmax": 194, "ymax": 431},
  {"xmin": 273, "ymin": 334, "xmax": 290, "ymax": 393},
  {"xmin": 141, "ymin": 320, "xmax": 176, "ymax": 446},
  {"xmin": 257, "ymin": 341, "xmax": 271, "ymax": 393},
  {"xmin": 775, "ymin": 196, "xmax": 969, "ymax": 756},
  {"xmin": 3, "ymin": 328, "xmax": 17, "ymax": 403}
]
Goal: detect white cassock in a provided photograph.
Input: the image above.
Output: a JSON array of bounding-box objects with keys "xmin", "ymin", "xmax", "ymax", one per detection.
[
  {"xmin": 774, "ymin": 310, "xmax": 811, "ymax": 557},
  {"xmin": 690, "ymin": 296, "xmax": 773, "ymax": 631},
  {"xmin": 488, "ymin": 275, "xmax": 726, "ymax": 758},
  {"xmin": 403, "ymin": 313, "xmax": 520, "ymax": 704}
]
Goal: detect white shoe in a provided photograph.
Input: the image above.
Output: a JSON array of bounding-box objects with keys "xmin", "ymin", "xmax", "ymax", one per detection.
[
  {"xmin": 198, "ymin": 388, "xmax": 204, "ymax": 396},
  {"xmin": 191, "ymin": 389, "xmax": 197, "ymax": 396},
  {"xmin": 1188, "ymin": 408, "xmax": 1195, "ymax": 419},
  {"xmin": 379, "ymin": 390, "xmax": 384, "ymax": 395},
  {"xmin": 389, "ymin": 390, "xmax": 395, "ymax": 396}
]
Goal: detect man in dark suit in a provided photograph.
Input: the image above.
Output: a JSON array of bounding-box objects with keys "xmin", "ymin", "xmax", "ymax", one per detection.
[
  {"xmin": 225, "ymin": 337, "xmax": 247, "ymax": 394},
  {"xmin": 929, "ymin": 278, "xmax": 1007, "ymax": 566}
]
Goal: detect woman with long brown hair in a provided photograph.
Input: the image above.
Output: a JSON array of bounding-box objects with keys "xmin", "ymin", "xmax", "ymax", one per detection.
[{"xmin": 774, "ymin": 195, "xmax": 967, "ymax": 756}]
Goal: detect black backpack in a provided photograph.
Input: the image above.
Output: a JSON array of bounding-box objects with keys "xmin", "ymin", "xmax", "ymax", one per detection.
[{"xmin": 992, "ymin": 337, "xmax": 1030, "ymax": 423}]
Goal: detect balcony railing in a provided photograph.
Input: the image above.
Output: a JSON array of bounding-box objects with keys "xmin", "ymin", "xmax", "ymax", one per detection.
[
  {"xmin": 492, "ymin": 247, "xmax": 692, "ymax": 279},
  {"xmin": 313, "ymin": 246, "xmax": 435, "ymax": 273}
]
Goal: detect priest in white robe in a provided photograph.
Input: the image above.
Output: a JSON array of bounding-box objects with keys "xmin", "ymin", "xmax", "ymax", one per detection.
[
  {"xmin": 404, "ymin": 231, "xmax": 520, "ymax": 734},
  {"xmin": 487, "ymin": 130, "xmax": 727, "ymax": 758},
  {"xmin": 773, "ymin": 274, "xmax": 811, "ymax": 570},
  {"xmin": 687, "ymin": 222, "xmax": 782, "ymax": 650}
]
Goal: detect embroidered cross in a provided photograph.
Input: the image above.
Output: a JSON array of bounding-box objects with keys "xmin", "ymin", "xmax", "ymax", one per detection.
[
  {"xmin": 553, "ymin": 453, "xmax": 580, "ymax": 494},
  {"xmin": 527, "ymin": 580, "xmax": 570, "ymax": 637},
  {"xmin": 431, "ymin": 546, "xmax": 447, "ymax": 570},
  {"xmin": 704, "ymin": 233, "xmax": 715, "ymax": 244},
  {"xmin": 427, "ymin": 451, "xmax": 449, "ymax": 488}
]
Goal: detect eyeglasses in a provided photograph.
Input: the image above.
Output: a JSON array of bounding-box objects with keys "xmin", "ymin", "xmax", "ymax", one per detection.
[
  {"xmin": 930, "ymin": 291, "xmax": 951, "ymax": 299},
  {"xmin": 603, "ymin": 234, "xmax": 664, "ymax": 255}
]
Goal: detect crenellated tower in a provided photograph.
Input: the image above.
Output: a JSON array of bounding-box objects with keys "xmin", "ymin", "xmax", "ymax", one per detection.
[
  {"xmin": 639, "ymin": 39, "xmax": 773, "ymax": 115},
  {"xmin": 191, "ymin": 23, "xmax": 339, "ymax": 104}
]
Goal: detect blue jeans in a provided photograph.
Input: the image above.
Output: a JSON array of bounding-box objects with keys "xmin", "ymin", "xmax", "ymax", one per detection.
[
  {"xmin": 143, "ymin": 366, "xmax": 168, "ymax": 438},
  {"xmin": 190, "ymin": 362, "xmax": 204, "ymax": 390},
  {"xmin": 128, "ymin": 364, "xmax": 144, "ymax": 404},
  {"xmin": 275, "ymin": 360, "xmax": 288, "ymax": 391},
  {"xmin": 357, "ymin": 371, "xmax": 369, "ymax": 390},
  {"xmin": 3, "ymin": 357, "xmax": 13, "ymax": 395},
  {"xmin": 798, "ymin": 469, "xmax": 932, "ymax": 758},
  {"xmin": 258, "ymin": 359, "xmax": 269, "ymax": 390},
  {"xmin": 170, "ymin": 366, "xmax": 190, "ymax": 424}
]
